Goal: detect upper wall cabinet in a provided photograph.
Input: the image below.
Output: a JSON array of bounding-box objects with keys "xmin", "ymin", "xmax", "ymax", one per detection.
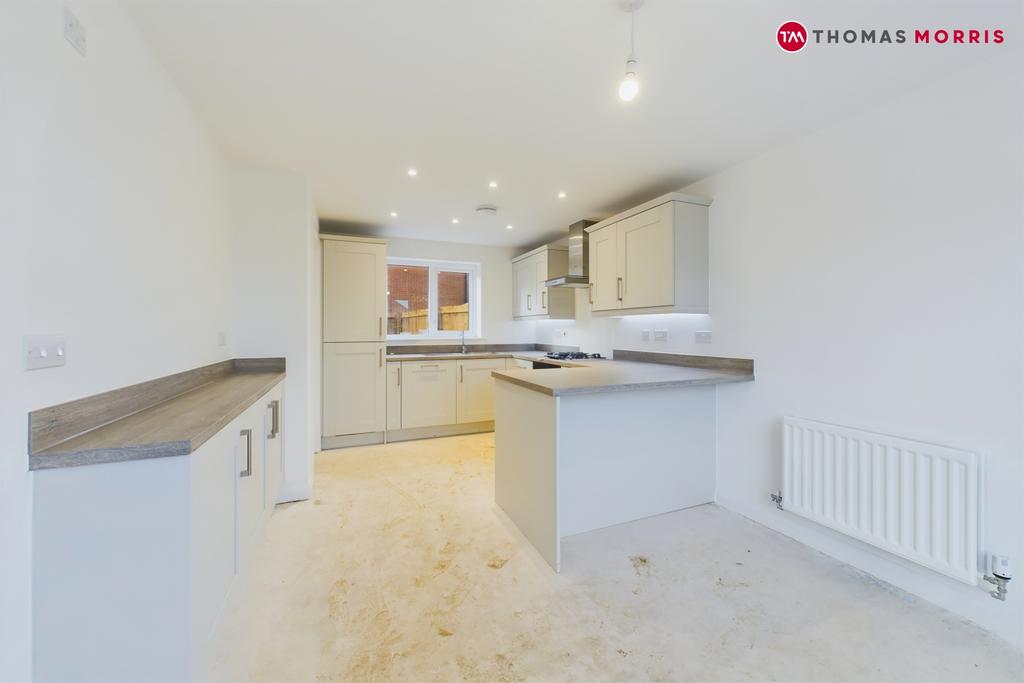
[
  {"xmin": 587, "ymin": 193, "xmax": 710, "ymax": 316},
  {"xmin": 323, "ymin": 236, "xmax": 387, "ymax": 342},
  {"xmin": 511, "ymin": 245, "xmax": 574, "ymax": 320}
]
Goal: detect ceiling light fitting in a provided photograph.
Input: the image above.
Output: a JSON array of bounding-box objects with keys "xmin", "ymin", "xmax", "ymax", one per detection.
[
  {"xmin": 407, "ymin": 168, "xmax": 418, "ymax": 177},
  {"xmin": 618, "ymin": 0, "xmax": 643, "ymax": 102},
  {"xmin": 488, "ymin": 180, "xmax": 498, "ymax": 189}
]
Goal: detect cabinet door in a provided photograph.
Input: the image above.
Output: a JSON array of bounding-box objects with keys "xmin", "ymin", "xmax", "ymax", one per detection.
[
  {"xmin": 618, "ymin": 204, "xmax": 674, "ymax": 310},
  {"xmin": 533, "ymin": 252, "xmax": 549, "ymax": 314},
  {"xmin": 589, "ymin": 226, "xmax": 620, "ymax": 311},
  {"xmin": 323, "ymin": 239, "xmax": 386, "ymax": 342},
  {"xmin": 401, "ymin": 361, "xmax": 457, "ymax": 428},
  {"xmin": 235, "ymin": 401, "xmax": 265, "ymax": 572},
  {"xmin": 513, "ymin": 257, "xmax": 536, "ymax": 317},
  {"xmin": 386, "ymin": 362, "xmax": 402, "ymax": 431},
  {"xmin": 322, "ymin": 342, "xmax": 386, "ymax": 436},
  {"xmin": 263, "ymin": 392, "xmax": 283, "ymax": 509},
  {"xmin": 457, "ymin": 358, "xmax": 506, "ymax": 423}
]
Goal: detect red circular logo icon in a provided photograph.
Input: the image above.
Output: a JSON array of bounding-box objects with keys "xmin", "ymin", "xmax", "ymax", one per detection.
[{"xmin": 777, "ymin": 20, "xmax": 808, "ymax": 52}]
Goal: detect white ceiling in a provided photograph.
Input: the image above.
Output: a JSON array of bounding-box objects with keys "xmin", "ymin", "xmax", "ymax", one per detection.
[{"xmin": 123, "ymin": 0, "xmax": 1016, "ymax": 248}]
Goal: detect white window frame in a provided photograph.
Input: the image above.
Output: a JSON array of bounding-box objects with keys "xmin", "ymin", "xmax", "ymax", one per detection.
[{"xmin": 386, "ymin": 257, "xmax": 482, "ymax": 340}]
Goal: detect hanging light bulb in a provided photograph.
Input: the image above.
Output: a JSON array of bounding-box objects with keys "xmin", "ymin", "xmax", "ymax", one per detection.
[
  {"xmin": 617, "ymin": 1, "xmax": 642, "ymax": 102},
  {"xmin": 618, "ymin": 57, "xmax": 640, "ymax": 101}
]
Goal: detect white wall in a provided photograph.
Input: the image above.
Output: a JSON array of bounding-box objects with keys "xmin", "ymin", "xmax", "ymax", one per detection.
[
  {"xmin": 0, "ymin": 3, "xmax": 239, "ymax": 678},
  {"xmin": 385, "ymin": 237, "xmax": 536, "ymax": 345},
  {"xmin": 572, "ymin": 54, "xmax": 1024, "ymax": 646},
  {"xmin": 231, "ymin": 167, "xmax": 319, "ymax": 501}
]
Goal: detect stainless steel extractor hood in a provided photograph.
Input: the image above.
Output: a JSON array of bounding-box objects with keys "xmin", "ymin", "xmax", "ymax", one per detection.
[{"xmin": 545, "ymin": 219, "xmax": 596, "ymax": 288}]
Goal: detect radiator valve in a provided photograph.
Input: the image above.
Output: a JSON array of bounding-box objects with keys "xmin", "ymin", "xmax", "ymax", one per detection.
[
  {"xmin": 984, "ymin": 555, "xmax": 1011, "ymax": 601},
  {"xmin": 770, "ymin": 491, "xmax": 784, "ymax": 511}
]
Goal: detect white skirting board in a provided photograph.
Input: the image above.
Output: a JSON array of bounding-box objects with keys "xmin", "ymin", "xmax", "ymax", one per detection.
[{"xmin": 782, "ymin": 416, "xmax": 980, "ymax": 585}]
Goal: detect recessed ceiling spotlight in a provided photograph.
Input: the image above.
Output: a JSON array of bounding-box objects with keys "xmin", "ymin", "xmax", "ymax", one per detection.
[
  {"xmin": 488, "ymin": 180, "xmax": 498, "ymax": 189},
  {"xmin": 452, "ymin": 218, "xmax": 460, "ymax": 224},
  {"xmin": 389, "ymin": 211, "xmax": 398, "ymax": 217},
  {"xmin": 407, "ymin": 168, "xmax": 418, "ymax": 177},
  {"xmin": 506, "ymin": 224, "xmax": 514, "ymax": 230},
  {"xmin": 558, "ymin": 191, "xmax": 567, "ymax": 199}
]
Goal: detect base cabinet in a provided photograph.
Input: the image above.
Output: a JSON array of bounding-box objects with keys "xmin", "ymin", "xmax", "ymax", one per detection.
[
  {"xmin": 32, "ymin": 382, "xmax": 285, "ymax": 683},
  {"xmin": 323, "ymin": 342, "xmax": 386, "ymax": 436},
  {"xmin": 400, "ymin": 360, "xmax": 458, "ymax": 428},
  {"xmin": 457, "ymin": 358, "xmax": 506, "ymax": 423},
  {"xmin": 386, "ymin": 362, "xmax": 402, "ymax": 430}
]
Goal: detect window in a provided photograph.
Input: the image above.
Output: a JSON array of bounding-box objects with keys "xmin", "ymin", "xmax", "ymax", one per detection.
[{"xmin": 387, "ymin": 257, "xmax": 481, "ymax": 339}]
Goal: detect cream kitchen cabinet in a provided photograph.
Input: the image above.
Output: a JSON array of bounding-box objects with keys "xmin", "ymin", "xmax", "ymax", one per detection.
[
  {"xmin": 323, "ymin": 342, "xmax": 386, "ymax": 436},
  {"xmin": 263, "ymin": 394, "xmax": 283, "ymax": 508},
  {"xmin": 400, "ymin": 360, "xmax": 458, "ymax": 428},
  {"xmin": 512, "ymin": 245, "xmax": 573, "ymax": 319},
  {"xmin": 587, "ymin": 192, "xmax": 710, "ymax": 316},
  {"xmin": 456, "ymin": 357, "xmax": 506, "ymax": 423},
  {"xmin": 386, "ymin": 362, "xmax": 402, "ymax": 431},
  {"xmin": 323, "ymin": 236, "xmax": 387, "ymax": 343}
]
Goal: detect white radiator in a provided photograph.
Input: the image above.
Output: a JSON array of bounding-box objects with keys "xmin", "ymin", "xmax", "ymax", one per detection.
[{"xmin": 782, "ymin": 416, "xmax": 980, "ymax": 585}]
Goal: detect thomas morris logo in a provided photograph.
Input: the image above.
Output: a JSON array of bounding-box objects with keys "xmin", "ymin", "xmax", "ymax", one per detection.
[{"xmin": 777, "ymin": 21, "xmax": 1005, "ymax": 52}]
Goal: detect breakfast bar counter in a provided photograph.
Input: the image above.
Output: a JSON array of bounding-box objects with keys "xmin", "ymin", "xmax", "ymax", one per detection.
[{"xmin": 492, "ymin": 350, "xmax": 753, "ymax": 571}]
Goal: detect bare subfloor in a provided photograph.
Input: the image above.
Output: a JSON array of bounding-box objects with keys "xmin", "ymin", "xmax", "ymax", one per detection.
[{"xmin": 205, "ymin": 433, "xmax": 1023, "ymax": 682}]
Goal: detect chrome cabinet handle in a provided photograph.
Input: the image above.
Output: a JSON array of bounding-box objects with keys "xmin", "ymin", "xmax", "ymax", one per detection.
[
  {"xmin": 588, "ymin": 283, "xmax": 594, "ymax": 305},
  {"xmin": 269, "ymin": 400, "xmax": 280, "ymax": 439},
  {"xmin": 541, "ymin": 290, "xmax": 547, "ymax": 309},
  {"xmin": 617, "ymin": 277, "xmax": 623, "ymax": 301},
  {"xmin": 379, "ymin": 316, "xmax": 383, "ymax": 337},
  {"xmin": 239, "ymin": 429, "xmax": 252, "ymax": 478},
  {"xmin": 420, "ymin": 363, "xmax": 440, "ymax": 369},
  {"xmin": 397, "ymin": 365, "xmax": 402, "ymax": 386},
  {"xmin": 379, "ymin": 348, "xmax": 383, "ymax": 367},
  {"xmin": 527, "ymin": 294, "xmax": 532, "ymax": 311},
  {"xmin": 460, "ymin": 365, "xmax": 464, "ymax": 383}
]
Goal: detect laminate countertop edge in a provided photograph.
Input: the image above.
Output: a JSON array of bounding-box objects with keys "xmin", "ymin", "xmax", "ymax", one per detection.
[{"xmin": 29, "ymin": 364, "xmax": 285, "ymax": 471}]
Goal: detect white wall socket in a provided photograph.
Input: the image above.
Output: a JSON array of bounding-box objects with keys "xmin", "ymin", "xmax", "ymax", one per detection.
[
  {"xmin": 64, "ymin": 7, "xmax": 87, "ymax": 56},
  {"xmin": 641, "ymin": 329, "xmax": 651, "ymax": 341},
  {"xmin": 653, "ymin": 329, "xmax": 669, "ymax": 341},
  {"xmin": 695, "ymin": 330, "xmax": 713, "ymax": 344},
  {"xmin": 24, "ymin": 334, "xmax": 67, "ymax": 370}
]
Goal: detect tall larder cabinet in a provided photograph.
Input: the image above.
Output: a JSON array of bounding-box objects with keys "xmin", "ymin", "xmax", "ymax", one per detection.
[{"xmin": 322, "ymin": 235, "xmax": 388, "ymax": 447}]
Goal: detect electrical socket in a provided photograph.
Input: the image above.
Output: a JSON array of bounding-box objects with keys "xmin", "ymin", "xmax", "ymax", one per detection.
[
  {"xmin": 24, "ymin": 334, "xmax": 67, "ymax": 370},
  {"xmin": 641, "ymin": 329, "xmax": 651, "ymax": 342},
  {"xmin": 653, "ymin": 329, "xmax": 669, "ymax": 341},
  {"xmin": 695, "ymin": 330, "xmax": 712, "ymax": 344}
]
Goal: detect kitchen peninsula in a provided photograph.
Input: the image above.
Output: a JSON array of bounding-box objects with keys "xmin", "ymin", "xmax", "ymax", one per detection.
[{"xmin": 492, "ymin": 351, "xmax": 753, "ymax": 570}]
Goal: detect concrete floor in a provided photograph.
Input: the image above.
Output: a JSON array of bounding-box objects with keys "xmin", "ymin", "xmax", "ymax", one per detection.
[{"xmin": 205, "ymin": 433, "xmax": 1023, "ymax": 682}]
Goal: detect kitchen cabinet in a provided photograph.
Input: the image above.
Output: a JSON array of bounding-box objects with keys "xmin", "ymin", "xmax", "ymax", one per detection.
[
  {"xmin": 263, "ymin": 395, "xmax": 283, "ymax": 509},
  {"xmin": 321, "ymin": 234, "xmax": 388, "ymax": 444},
  {"xmin": 587, "ymin": 193, "xmax": 710, "ymax": 316},
  {"xmin": 323, "ymin": 342, "xmax": 386, "ymax": 436},
  {"xmin": 401, "ymin": 360, "xmax": 457, "ymax": 428},
  {"xmin": 512, "ymin": 245, "xmax": 574, "ymax": 320},
  {"xmin": 32, "ymin": 379, "xmax": 284, "ymax": 682},
  {"xmin": 235, "ymin": 404, "xmax": 265, "ymax": 571},
  {"xmin": 386, "ymin": 362, "xmax": 402, "ymax": 431},
  {"xmin": 456, "ymin": 358, "xmax": 506, "ymax": 423},
  {"xmin": 323, "ymin": 236, "xmax": 387, "ymax": 342}
]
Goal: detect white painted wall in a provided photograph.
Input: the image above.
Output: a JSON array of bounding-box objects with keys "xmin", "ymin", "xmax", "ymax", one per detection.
[
  {"xmin": 231, "ymin": 168, "xmax": 319, "ymax": 501},
  {"xmin": 0, "ymin": 3, "xmax": 238, "ymax": 678},
  {"xmin": 570, "ymin": 54, "xmax": 1024, "ymax": 646},
  {"xmin": 384, "ymin": 237, "xmax": 536, "ymax": 345}
]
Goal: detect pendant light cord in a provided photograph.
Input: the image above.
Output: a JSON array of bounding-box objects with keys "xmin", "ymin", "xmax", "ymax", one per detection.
[{"xmin": 630, "ymin": 5, "xmax": 636, "ymax": 58}]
